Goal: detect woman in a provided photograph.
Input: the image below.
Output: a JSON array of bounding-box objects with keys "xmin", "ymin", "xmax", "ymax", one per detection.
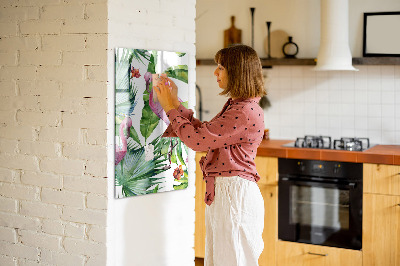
[{"xmin": 154, "ymin": 44, "xmax": 266, "ymax": 266}]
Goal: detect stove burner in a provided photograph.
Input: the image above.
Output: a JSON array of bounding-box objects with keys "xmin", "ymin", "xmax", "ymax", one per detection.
[
  {"xmin": 286, "ymin": 136, "xmax": 372, "ymax": 151},
  {"xmin": 295, "ymin": 135, "xmax": 332, "ymax": 149},
  {"xmin": 333, "ymin": 137, "xmax": 370, "ymax": 151}
]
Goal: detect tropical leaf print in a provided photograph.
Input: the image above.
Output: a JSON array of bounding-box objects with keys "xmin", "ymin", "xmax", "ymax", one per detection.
[
  {"xmin": 176, "ymin": 52, "xmax": 186, "ymax": 57},
  {"xmin": 176, "ymin": 139, "xmax": 186, "ymax": 167},
  {"xmin": 115, "ymin": 136, "xmax": 168, "ymax": 196},
  {"xmin": 147, "ymin": 52, "xmax": 157, "ymax": 74},
  {"xmin": 140, "ymin": 91, "xmax": 160, "ymax": 144},
  {"xmin": 164, "ymin": 65, "xmax": 188, "ymax": 83},
  {"xmin": 129, "ymin": 126, "xmax": 141, "ymax": 146},
  {"xmin": 173, "ymin": 170, "xmax": 188, "ymax": 190},
  {"xmin": 115, "ymin": 48, "xmax": 189, "ymax": 198},
  {"xmin": 128, "ymin": 49, "xmax": 151, "ymax": 65}
]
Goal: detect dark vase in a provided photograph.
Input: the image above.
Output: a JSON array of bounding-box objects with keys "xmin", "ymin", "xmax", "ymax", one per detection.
[{"xmin": 282, "ymin": 36, "xmax": 299, "ymax": 58}]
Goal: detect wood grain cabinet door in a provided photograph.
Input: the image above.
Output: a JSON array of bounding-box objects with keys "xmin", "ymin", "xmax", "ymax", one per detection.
[
  {"xmin": 259, "ymin": 185, "xmax": 278, "ymax": 266},
  {"xmin": 363, "ymin": 193, "xmax": 400, "ymax": 266},
  {"xmin": 364, "ymin": 164, "xmax": 400, "ymax": 196},
  {"xmin": 276, "ymin": 241, "xmax": 362, "ymax": 266},
  {"xmin": 195, "ymin": 152, "xmax": 207, "ymax": 258},
  {"xmin": 255, "ymin": 156, "xmax": 278, "ymax": 186}
]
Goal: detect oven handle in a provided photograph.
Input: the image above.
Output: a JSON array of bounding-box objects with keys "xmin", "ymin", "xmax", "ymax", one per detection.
[{"xmin": 280, "ymin": 177, "xmax": 357, "ymax": 189}]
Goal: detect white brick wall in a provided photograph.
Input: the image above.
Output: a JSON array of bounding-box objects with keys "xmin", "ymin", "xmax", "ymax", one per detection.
[
  {"xmin": 1, "ymin": 0, "xmax": 198, "ymax": 264},
  {"xmin": 0, "ymin": 0, "xmax": 108, "ymax": 265}
]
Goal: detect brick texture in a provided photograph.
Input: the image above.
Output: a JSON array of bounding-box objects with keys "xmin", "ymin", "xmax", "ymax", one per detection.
[{"xmin": 0, "ymin": 1, "xmax": 108, "ymax": 264}]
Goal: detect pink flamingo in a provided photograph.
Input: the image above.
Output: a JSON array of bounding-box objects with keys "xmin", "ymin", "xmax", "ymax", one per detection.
[{"xmin": 115, "ymin": 116, "xmax": 133, "ymax": 165}]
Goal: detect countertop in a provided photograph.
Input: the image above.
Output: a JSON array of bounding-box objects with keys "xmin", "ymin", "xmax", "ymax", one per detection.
[{"xmin": 256, "ymin": 139, "xmax": 400, "ymax": 165}]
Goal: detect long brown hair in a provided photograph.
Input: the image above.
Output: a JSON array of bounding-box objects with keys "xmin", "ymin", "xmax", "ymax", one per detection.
[{"xmin": 214, "ymin": 44, "xmax": 266, "ymax": 99}]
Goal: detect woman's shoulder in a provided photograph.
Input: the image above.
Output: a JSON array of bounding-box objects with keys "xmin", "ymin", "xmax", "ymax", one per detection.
[{"xmin": 232, "ymin": 97, "xmax": 262, "ymax": 111}]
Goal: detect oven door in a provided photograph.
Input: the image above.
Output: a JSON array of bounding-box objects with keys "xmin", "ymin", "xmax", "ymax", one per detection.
[{"xmin": 278, "ymin": 176, "xmax": 362, "ymax": 250}]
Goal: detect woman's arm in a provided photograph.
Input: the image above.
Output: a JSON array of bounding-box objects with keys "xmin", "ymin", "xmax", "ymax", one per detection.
[
  {"xmin": 165, "ymin": 106, "xmax": 249, "ymax": 151},
  {"xmin": 154, "ymin": 76, "xmax": 249, "ymax": 152}
]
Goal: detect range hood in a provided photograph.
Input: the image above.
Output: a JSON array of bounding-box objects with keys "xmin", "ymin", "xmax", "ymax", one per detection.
[{"xmin": 314, "ymin": 0, "xmax": 358, "ymax": 71}]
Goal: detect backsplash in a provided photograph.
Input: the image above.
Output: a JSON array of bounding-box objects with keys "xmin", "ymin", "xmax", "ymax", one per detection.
[{"xmin": 196, "ymin": 65, "xmax": 400, "ymax": 145}]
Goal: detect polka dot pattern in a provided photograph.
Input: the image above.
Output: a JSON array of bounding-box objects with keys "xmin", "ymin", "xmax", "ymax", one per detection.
[{"xmin": 162, "ymin": 97, "xmax": 265, "ymax": 206}]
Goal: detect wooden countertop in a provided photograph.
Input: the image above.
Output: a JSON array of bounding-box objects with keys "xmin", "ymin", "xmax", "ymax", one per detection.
[{"xmin": 257, "ymin": 139, "xmax": 400, "ymax": 165}]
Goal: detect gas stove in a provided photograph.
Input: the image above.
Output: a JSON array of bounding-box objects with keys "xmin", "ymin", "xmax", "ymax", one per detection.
[{"xmin": 283, "ymin": 135, "xmax": 373, "ymax": 151}]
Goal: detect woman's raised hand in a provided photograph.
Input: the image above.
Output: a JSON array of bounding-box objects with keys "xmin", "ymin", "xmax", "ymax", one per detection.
[
  {"xmin": 164, "ymin": 76, "xmax": 180, "ymax": 108},
  {"xmin": 153, "ymin": 75, "xmax": 175, "ymax": 113}
]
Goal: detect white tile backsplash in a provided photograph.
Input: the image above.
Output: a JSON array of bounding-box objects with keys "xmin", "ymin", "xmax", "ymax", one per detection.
[
  {"xmin": 382, "ymin": 105, "xmax": 395, "ymax": 118},
  {"xmin": 196, "ymin": 65, "xmax": 400, "ymax": 144},
  {"xmin": 382, "ymin": 90, "xmax": 395, "ymax": 104}
]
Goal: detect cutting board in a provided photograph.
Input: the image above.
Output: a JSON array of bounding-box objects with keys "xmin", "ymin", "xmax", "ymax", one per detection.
[{"xmin": 224, "ymin": 16, "xmax": 242, "ymax": 48}]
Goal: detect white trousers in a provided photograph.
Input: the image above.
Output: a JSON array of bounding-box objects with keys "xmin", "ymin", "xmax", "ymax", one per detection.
[{"xmin": 205, "ymin": 176, "xmax": 264, "ymax": 266}]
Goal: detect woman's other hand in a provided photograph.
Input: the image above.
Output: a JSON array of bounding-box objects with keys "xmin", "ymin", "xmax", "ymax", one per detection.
[
  {"xmin": 154, "ymin": 76, "xmax": 175, "ymax": 113},
  {"xmin": 159, "ymin": 74, "xmax": 180, "ymax": 109},
  {"xmin": 165, "ymin": 76, "xmax": 180, "ymax": 109}
]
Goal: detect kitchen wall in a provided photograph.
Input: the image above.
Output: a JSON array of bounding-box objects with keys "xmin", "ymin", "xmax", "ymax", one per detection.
[
  {"xmin": 107, "ymin": 1, "xmax": 197, "ymax": 266},
  {"xmin": 196, "ymin": 0, "xmax": 400, "ymax": 144},
  {"xmin": 0, "ymin": 0, "xmax": 108, "ymax": 265}
]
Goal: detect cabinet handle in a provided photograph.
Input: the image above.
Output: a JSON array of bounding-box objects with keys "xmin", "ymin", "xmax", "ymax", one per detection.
[
  {"xmin": 397, "ymin": 204, "xmax": 400, "ymax": 207},
  {"xmin": 307, "ymin": 252, "xmax": 328, "ymax": 256}
]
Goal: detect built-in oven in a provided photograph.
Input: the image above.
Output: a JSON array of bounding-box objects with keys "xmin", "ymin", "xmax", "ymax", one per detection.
[{"xmin": 278, "ymin": 158, "xmax": 363, "ymax": 250}]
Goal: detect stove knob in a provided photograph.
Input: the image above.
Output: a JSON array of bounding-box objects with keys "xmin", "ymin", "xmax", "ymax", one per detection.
[
  {"xmin": 298, "ymin": 161, "xmax": 305, "ymax": 171},
  {"xmin": 334, "ymin": 164, "xmax": 341, "ymax": 174}
]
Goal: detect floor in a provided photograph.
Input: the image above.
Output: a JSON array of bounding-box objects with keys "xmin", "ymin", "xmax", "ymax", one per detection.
[{"xmin": 195, "ymin": 257, "xmax": 204, "ymax": 266}]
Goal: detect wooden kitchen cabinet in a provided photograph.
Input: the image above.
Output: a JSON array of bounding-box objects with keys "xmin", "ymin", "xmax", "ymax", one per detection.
[
  {"xmin": 363, "ymin": 163, "xmax": 400, "ymax": 196},
  {"xmin": 276, "ymin": 241, "xmax": 362, "ymax": 266},
  {"xmin": 258, "ymin": 184, "xmax": 278, "ymax": 266},
  {"xmin": 195, "ymin": 152, "xmax": 207, "ymax": 258},
  {"xmin": 363, "ymin": 191, "xmax": 400, "ymax": 266},
  {"xmin": 255, "ymin": 156, "xmax": 278, "ymax": 186}
]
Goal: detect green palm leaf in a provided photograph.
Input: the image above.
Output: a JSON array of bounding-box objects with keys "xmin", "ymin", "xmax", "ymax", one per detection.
[
  {"xmin": 129, "ymin": 49, "xmax": 151, "ymax": 65},
  {"xmin": 164, "ymin": 65, "xmax": 188, "ymax": 83},
  {"xmin": 115, "ymin": 136, "xmax": 169, "ymax": 197},
  {"xmin": 175, "ymin": 52, "xmax": 186, "ymax": 57}
]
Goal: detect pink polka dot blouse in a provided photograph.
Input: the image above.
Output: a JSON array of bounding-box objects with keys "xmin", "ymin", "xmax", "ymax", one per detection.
[{"xmin": 162, "ymin": 97, "xmax": 265, "ymax": 205}]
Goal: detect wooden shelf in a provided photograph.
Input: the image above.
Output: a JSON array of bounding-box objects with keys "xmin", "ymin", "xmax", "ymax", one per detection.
[
  {"xmin": 352, "ymin": 57, "xmax": 400, "ymax": 65},
  {"xmin": 260, "ymin": 58, "xmax": 316, "ymax": 67},
  {"xmin": 196, "ymin": 57, "xmax": 400, "ymax": 67}
]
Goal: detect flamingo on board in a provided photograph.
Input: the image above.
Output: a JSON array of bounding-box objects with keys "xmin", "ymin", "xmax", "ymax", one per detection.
[{"xmin": 115, "ymin": 116, "xmax": 132, "ymax": 165}]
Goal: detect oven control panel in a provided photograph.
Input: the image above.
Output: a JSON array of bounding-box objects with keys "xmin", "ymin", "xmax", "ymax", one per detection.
[{"xmin": 280, "ymin": 158, "xmax": 362, "ymax": 180}]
